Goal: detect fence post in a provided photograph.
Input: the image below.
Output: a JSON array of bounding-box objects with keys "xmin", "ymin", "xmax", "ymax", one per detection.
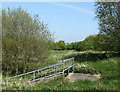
[
  {"xmin": 72, "ymin": 57, "xmax": 74, "ymax": 73},
  {"xmin": 68, "ymin": 60, "xmax": 70, "ymax": 74},
  {"xmin": 33, "ymin": 72, "xmax": 35, "ymax": 86},
  {"xmin": 6, "ymin": 78, "xmax": 8, "ymax": 87},
  {"xmin": 38, "ymin": 69, "xmax": 39, "ymax": 75},
  {"xmin": 63, "ymin": 62, "xmax": 64, "ymax": 77}
]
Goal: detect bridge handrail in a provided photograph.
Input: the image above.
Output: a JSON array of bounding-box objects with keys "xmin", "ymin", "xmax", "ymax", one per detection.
[{"xmin": 6, "ymin": 57, "xmax": 74, "ymax": 87}]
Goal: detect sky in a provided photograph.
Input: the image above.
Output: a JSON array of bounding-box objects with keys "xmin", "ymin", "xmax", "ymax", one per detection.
[{"xmin": 2, "ymin": 2, "xmax": 99, "ymax": 43}]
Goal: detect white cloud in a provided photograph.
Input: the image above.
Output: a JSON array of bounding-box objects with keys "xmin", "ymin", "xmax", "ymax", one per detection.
[{"xmin": 52, "ymin": 3, "xmax": 94, "ymax": 15}]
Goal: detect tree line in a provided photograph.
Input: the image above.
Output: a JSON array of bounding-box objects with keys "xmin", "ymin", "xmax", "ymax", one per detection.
[
  {"xmin": 48, "ymin": 34, "xmax": 112, "ymax": 51},
  {"xmin": 49, "ymin": 2, "xmax": 120, "ymax": 53}
]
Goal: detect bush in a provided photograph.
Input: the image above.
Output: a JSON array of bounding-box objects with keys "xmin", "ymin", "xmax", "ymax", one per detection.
[{"xmin": 2, "ymin": 7, "xmax": 53, "ymax": 75}]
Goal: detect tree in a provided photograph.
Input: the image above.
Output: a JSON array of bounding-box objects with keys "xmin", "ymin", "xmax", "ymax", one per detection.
[
  {"xmin": 95, "ymin": 2, "xmax": 120, "ymax": 52},
  {"xmin": 2, "ymin": 7, "xmax": 53, "ymax": 75},
  {"xmin": 74, "ymin": 42, "xmax": 83, "ymax": 51},
  {"xmin": 83, "ymin": 35, "xmax": 96, "ymax": 50},
  {"xmin": 57, "ymin": 40, "xmax": 66, "ymax": 50},
  {"xmin": 94, "ymin": 34, "xmax": 108, "ymax": 51},
  {"xmin": 73, "ymin": 35, "xmax": 97, "ymax": 51},
  {"xmin": 66, "ymin": 42, "xmax": 74, "ymax": 50}
]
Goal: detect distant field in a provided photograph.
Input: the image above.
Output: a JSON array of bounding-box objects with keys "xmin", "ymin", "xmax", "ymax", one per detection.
[{"xmin": 2, "ymin": 50, "xmax": 119, "ymax": 90}]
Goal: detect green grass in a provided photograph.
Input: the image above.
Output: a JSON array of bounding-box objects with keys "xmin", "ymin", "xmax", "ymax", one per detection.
[
  {"xmin": 74, "ymin": 57, "xmax": 119, "ymax": 90},
  {"xmin": 2, "ymin": 50, "xmax": 119, "ymax": 90},
  {"xmin": 27, "ymin": 50, "xmax": 77, "ymax": 70},
  {"xmin": 4, "ymin": 76, "xmax": 96, "ymax": 90}
]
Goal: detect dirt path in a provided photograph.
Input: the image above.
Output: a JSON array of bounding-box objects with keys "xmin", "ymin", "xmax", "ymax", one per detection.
[{"xmin": 66, "ymin": 73, "xmax": 101, "ymax": 82}]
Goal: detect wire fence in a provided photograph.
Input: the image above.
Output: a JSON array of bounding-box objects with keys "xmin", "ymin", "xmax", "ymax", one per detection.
[{"xmin": 6, "ymin": 57, "xmax": 74, "ymax": 87}]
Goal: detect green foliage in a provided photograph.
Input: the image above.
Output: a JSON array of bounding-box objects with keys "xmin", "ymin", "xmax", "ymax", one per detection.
[
  {"xmin": 83, "ymin": 35, "xmax": 96, "ymax": 50},
  {"xmin": 94, "ymin": 34, "xmax": 108, "ymax": 51},
  {"xmin": 2, "ymin": 7, "xmax": 53, "ymax": 75},
  {"xmin": 65, "ymin": 35, "xmax": 99, "ymax": 51},
  {"xmin": 56, "ymin": 40, "xmax": 66, "ymax": 50},
  {"xmin": 95, "ymin": 2, "xmax": 120, "ymax": 52},
  {"xmin": 74, "ymin": 42, "xmax": 83, "ymax": 51},
  {"xmin": 49, "ymin": 40, "xmax": 66, "ymax": 50},
  {"xmin": 48, "ymin": 41, "xmax": 56, "ymax": 50},
  {"xmin": 66, "ymin": 42, "xmax": 74, "ymax": 50},
  {"xmin": 92, "ymin": 57, "xmax": 119, "ymax": 90},
  {"xmin": 49, "ymin": 34, "xmax": 108, "ymax": 52}
]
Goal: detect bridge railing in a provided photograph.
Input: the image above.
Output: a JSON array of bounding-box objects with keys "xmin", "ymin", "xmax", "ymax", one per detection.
[{"xmin": 6, "ymin": 57, "xmax": 74, "ymax": 87}]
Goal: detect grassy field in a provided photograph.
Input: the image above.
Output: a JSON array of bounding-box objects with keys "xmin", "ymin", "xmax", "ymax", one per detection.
[{"xmin": 2, "ymin": 50, "xmax": 120, "ymax": 90}]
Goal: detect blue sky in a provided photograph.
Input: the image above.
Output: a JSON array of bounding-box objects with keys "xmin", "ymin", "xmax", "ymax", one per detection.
[{"xmin": 2, "ymin": 2, "xmax": 99, "ymax": 43}]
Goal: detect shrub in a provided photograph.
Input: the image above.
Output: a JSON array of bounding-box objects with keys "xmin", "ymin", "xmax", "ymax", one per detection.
[{"xmin": 2, "ymin": 7, "xmax": 53, "ymax": 75}]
